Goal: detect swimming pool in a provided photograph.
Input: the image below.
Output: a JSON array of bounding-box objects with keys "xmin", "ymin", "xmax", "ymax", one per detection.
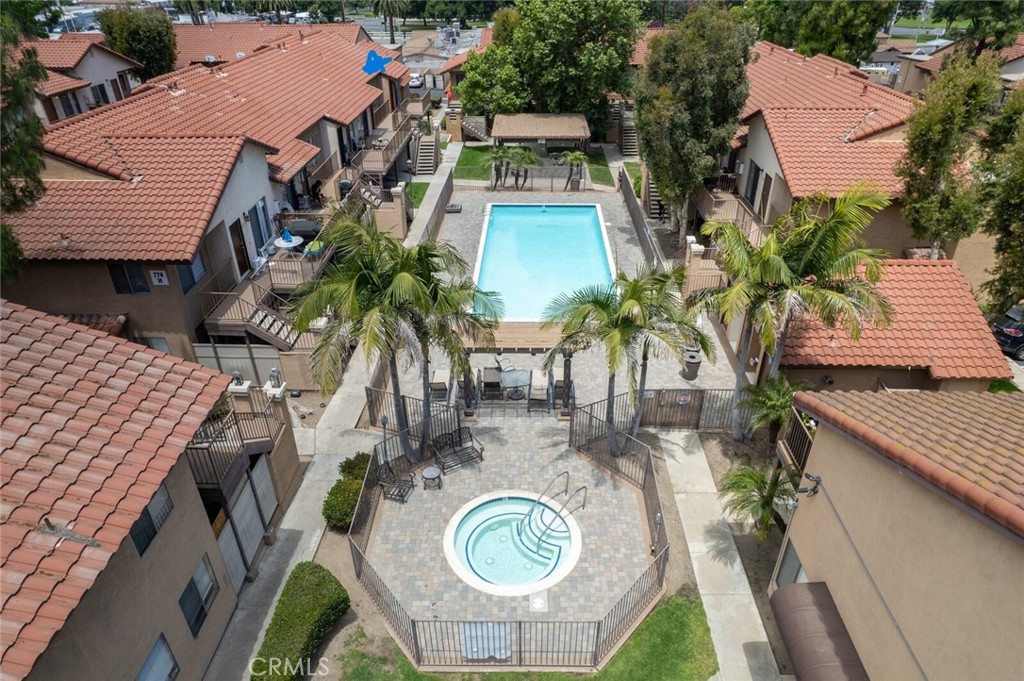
[
  {"xmin": 473, "ymin": 204, "xmax": 615, "ymax": 321},
  {"xmin": 443, "ymin": 491, "xmax": 582, "ymax": 597}
]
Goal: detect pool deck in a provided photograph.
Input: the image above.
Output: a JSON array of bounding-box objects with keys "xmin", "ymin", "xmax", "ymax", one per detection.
[{"xmin": 366, "ymin": 418, "xmax": 651, "ymax": 622}]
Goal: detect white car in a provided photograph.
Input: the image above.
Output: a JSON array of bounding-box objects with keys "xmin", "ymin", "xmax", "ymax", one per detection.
[{"xmin": 409, "ymin": 73, "xmax": 423, "ymax": 88}]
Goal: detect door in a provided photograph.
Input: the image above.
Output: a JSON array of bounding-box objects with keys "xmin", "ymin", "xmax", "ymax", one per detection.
[
  {"xmin": 229, "ymin": 219, "xmax": 251, "ymax": 277},
  {"xmin": 744, "ymin": 162, "xmax": 762, "ymax": 207},
  {"xmin": 229, "ymin": 480, "xmax": 263, "ymax": 565},
  {"xmin": 110, "ymin": 78, "xmax": 123, "ymax": 101},
  {"xmin": 251, "ymin": 455, "xmax": 279, "ymax": 521},
  {"xmin": 758, "ymin": 174, "xmax": 773, "ymax": 221},
  {"xmin": 217, "ymin": 521, "xmax": 247, "ymax": 592}
]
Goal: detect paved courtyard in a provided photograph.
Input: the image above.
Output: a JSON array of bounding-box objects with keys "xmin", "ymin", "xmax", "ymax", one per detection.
[{"xmin": 366, "ymin": 418, "xmax": 651, "ymax": 622}]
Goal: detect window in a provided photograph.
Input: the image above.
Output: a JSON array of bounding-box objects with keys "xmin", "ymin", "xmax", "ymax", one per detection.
[
  {"xmin": 109, "ymin": 263, "xmax": 150, "ymax": 294},
  {"xmin": 176, "ymin": 253, "xmax": 207, "ymax": 294},
  {"xmin": 179, "ymin": 555, "xmax": 219, "ymax": 637},
  {"xmin": 58, "ymin": 92, "xmax": 81, "ymax": 118},
  {"xmin": 776, "ymin": 540, "xmax": 806, "ymax": 587},
  {"xmin": 118, "ymin": 72, "xmax": 132, "ymax": 98},
  {"xmin": 90, "ymin": 83, "xmax": 110, "ymax": 106},
  {"xmin": 130, "ymin": 483, "xmax": 173, "ymax": 555},
  {"xmin": 137, "ymin": 635, "xmax": 179, "ymax": 681},
  {"xmin": 132, "ymin": 337, "xmax": 171, "ymax": 354}
]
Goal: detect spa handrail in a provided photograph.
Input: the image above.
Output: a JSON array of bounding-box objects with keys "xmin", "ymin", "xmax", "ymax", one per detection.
[
  {"xmin": 536, "ymin": 485, "xmax": 587, "ymax": 549},
  {"xmin": 519, "ymin": 471, "xmax": 569, "ymax": 534}
]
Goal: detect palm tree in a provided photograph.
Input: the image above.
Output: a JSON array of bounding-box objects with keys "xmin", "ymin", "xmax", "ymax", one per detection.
[
  {"xmin": 507, "ymin": 147, "xmax": 541, "ymax": 190},
  {"xmin": 739, "ymin": 376, "xmax": 807, "ymax": 445},
  {"xmin": 371, "ymin": 0, "xmax": 407, "ymax": 44},
  {"xmin": 719, "ymin": 462, "xmax": 795, "ymax": 540},
  {"xmin": 486, "ymin": 145, "xmax": 512, "ymax": 190},
  {"xmin": 561, "ymin": 150, "xmax": 588, "ymax": 190},
  {"xmin": 399, "ymin": 241, "xmax": 503, "ymax": 454},
  {"xmin": 692, "ymin": 183, "xmax": 894, "ymax": 440},
  {"xmin": 289, "ymin": 213, "xmax": 422, "ymax": 461},
  {"xmin": 616, "ymin": 264, "xmax": 715, "ymax": 437}
]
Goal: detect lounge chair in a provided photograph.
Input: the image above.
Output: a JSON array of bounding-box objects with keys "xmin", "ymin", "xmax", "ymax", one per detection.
[
  {"xmin": 432, "ymin": 426, "xmax": 484, "ymax": 473},
  {"xmin": 527, "ymin": 370, "xmax": 552, "ymax": 413},
  {"xmin": 480, "ymin": 367, "xmax": 503, "ymax": 401},
  {"xmin": 429, "ymin": 369, "xmax": 451, "ymax": 403},
  {"xmin": 378, "ymin": 461, "xmax": 414, "ymax": 502}
]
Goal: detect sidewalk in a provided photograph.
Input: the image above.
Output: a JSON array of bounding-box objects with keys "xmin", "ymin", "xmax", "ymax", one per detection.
[
  {"xmin": 405, "ymin": 140, "xmax": 463, "ymax": 245},
  {"xmin": 659, "ymin": 430, "xmax": 781, "ymax": 681}
]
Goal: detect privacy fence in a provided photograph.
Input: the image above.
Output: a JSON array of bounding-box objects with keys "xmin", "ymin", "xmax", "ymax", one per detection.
[{"xmin": 347, "ymin": 399, "xmax": 670, "ymax": 668}]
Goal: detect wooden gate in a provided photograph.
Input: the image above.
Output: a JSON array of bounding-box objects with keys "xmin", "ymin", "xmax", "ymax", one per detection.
[{"xmin": 638, "ymin": 389, "xmax": 705, "ymax": 429}]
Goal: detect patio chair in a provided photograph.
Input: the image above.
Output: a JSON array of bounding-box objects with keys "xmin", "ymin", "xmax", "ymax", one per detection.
[
  {"xmin": 432, "ymin": 426, "xmax": 484, "ymax": 473},
  {"xmin": 378, "ymin": 461, "xmax": 414, "ymax": 502},
  {"xmin": 527, "ymin": 370, "xmax": 552, "ymax": 413},
  {"xmin": 429, "ymin": 369, "xmax": 451, "ymax": 404},
  {"xmin": 480, "ymin": 367, "xmax": 503, "ymax": 401},
  {"xmin": 495, "ymin": 356, "xmax": 515, "ymax": 372}
]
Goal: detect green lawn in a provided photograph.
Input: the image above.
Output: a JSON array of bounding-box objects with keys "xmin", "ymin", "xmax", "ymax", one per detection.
[
  {"xmin": 337, "ymin": 597, "xmax": 717, "ymax": 681},
  {"xmin": 585, "ymin": 148, "xmax": 614, "ymax": 187},
  {"xmin": 406, "ymin": 182, "xmax": 429, "ymax": 209},
  {"xmin": 453, "ymin": 145, "xmax": 494, "ymax": 181},
  {"xmin": 623, "ymin": 161, "xmax": 642, "ymax": 185},
  {"xmin": 440, "ymin": 138, "xmax": 449, "ymax": 150},
  {"xmin": 893, "ymin": 16, "xmax": 968, "ymax": 30}
]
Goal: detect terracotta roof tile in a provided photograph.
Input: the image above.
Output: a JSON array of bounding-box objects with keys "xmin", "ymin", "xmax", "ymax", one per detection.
[
  {"xmin": 0, "ymin": 302, "xmax": 230, "ymax": 680},
  {"xmin": 7, "ymin": 135, "xmax": 249, "ymax": 262},
  {"xmin": 57, "ymin": 33, "xmax": 105, "ymax": 44},
  {"xmin": 439, "ymin": 27, "xmax": 494, "ymax": 74},
  {"xmin": 783, "ymin": 260, "xmax": 1012, "ymax": 380},
  {"xmin": 630, "ymin": 27, "xmax": 670, "ymax": 66},
  {"xmin": 172, "ymin": 21, "xmax": 367, "ymax": 69},
  {"xmin": 36, "ymin": 69, "xmax": 90, "ymax": 97},
  {"xmin": 917, "ymin": 32, "xmax": 1024, "ymax": 73},
  {"xmin": 22, "ymin": 39, "xmax": 141, "ymax": 71},
  {"xmin": 795, "ymin": 390, "xmax": 1024, "ymax": 539},
  {"xmin": 56, "ymin": 313, "xmax": 127, "ymax": 337},
  {"xmin": 491, "ymin": 113, "xmax": 590, "ymax": 140}
]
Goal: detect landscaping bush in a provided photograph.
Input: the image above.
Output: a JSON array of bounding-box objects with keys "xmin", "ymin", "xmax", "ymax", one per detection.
[
  {"xmin": 431, "ymin": 95, "xmax": 442, "ymax": 108},
  {"xmin": 250, "ymin": 562, "xmax": 350, "ymax": 681},
  {"xmin": 323, "ymin": 452, "xmax": 372, "ymax": 531},
  {"xmin": 632, "ymin": 172, "xmax": 643, "ymax": 199},
  {"xmin": 440, "ymin": 115, "xmax": 447, "ymax": 130},
  {"xmin": 323, "ymin": 478, "xmax": 364, "ymax": 531},
  {"xmin": 339, "ymin": 451, "xmax": 371, "ymax": 480}
]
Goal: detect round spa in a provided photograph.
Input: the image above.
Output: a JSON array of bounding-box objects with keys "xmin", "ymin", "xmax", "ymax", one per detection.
[{"xmin": 443, "ymin": 491, "xmax": 583, "ymax": 597}]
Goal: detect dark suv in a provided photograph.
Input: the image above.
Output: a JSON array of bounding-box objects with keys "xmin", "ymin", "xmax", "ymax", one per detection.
[{"xmin": 992, "ymin": 307, "xmax": 1024, "ymax": 361}]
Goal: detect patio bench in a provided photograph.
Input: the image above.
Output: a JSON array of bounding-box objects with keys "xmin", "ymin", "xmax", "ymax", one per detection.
[
  {"xmin": 378, "ymin": 461, "xmax": 414, "ymax": 502},
  {"xmin": 432, "ymin": 427, "xmax": 484, "ymax": 473},
  {"xmin": 445, "ymin": 203, "xmax": 462, "ymax": 213}
]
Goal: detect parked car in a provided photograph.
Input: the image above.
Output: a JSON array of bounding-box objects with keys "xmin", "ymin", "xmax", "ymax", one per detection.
[
  {"xmin": 409, "ymin": 73, "xmax": 423, "ymax": 88},
  {"xmin": 992, "ymin": 307, "xmax": 1024, "ymax": 360}
]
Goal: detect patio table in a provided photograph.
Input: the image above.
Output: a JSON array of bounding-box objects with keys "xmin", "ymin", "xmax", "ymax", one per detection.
[
  {"xmin": 500, "ymin": 370, "xmax": 531, "ymax": 401},
  {"xmin": 422, "ymin": 465, "xmax": 442, "ymax": 490}
]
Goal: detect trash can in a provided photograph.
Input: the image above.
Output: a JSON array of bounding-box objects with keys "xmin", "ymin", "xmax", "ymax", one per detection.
[
  {"xmin": 339, "ymin": 179, "xmax": 353, "ymax": 197},
  {"xmin": 681, "ymin": 352, "xmax": 702, "ymax": 381}
]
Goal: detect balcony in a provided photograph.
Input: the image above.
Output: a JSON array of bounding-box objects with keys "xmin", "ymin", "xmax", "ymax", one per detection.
[
  {"xmin": 185, "ymin": 394, "xmax": 283, "ymax": 501},
  {"xmin": 777, "ymin": 408, "xmax": 814, "ymax": 472},
  {"xmin": 403, "ymin": 90, "xmax": 431, "ymax": 118},
  {"xmin": 353, "ymin": 109, "xmax": 415, "ymax": 177},
  {"xmin": 695, "ymin": 175, "xmax": 767, "ymax": 247}
]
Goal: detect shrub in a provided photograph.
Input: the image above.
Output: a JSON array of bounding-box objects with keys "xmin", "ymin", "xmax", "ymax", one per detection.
[
  {"xmin": 431, "ymin": 95, "xmax": 442, "ymax": 108},
  {"xmin": 632, "ymin": 172, "xmax": 643, "ymax": 199},
  {"xmin": 250, "ymin": 562, "xmax": 350, "ymax": 681},
  {"xmin": 323, "ymin": 478, "xmax": 363, "ymax": 531},
  {"xmin": 339, "ymin": 451, "xmax": 371, "ymax": 481},
  {"xmin": 440, "ymin": 115, "xmax": 447, "ymax": 130}
]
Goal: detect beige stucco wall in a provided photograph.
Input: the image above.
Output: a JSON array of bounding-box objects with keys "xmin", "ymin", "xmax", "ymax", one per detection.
[
  {"xmin": 776, "ymin": 426, "xmax": 1024, "ymax": 680},
  {"xmin": 860, "ymin": 203, "xmax": 931, "ymax": 257},
  {"xmin": 782, "ymin": 366, "xmax": 934, "ymax": 391},
  {"xmin": 946, "ymin": 229, "xmax": 997, "ymax": 300},
  {"xmin": 28, "ymin": 458, "xmax": 238, "ymax": 681}
]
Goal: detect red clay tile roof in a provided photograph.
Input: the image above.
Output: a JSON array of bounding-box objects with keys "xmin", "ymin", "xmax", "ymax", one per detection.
[
  {"xmin": 22, "ymin": 39, "xmax": 140, "ymax": 71},
  {"xmin": 172, "ymin": 21, "xmax": 368, "ymax": 69},
  {"xmin": 742, "ymin": 43, "xmax": 915, "ymax": 196},
  {"xmin": 917, "ymin": 32, "xmax": 1024, "ymax": 73},
  {"xmin": 44, "ymin": 32, "xmax": 405, "ymax": 183},
  {"xmin": 7, "ymin": 135, "xmax": 254, "ymax": 262},
  {"xmin": 0, "ymin": 301, "xmax": 230, "ymax": 681},
  {"xmin": 57, "ymin": 33, "xmax": 105, "ymax": 44},
  {"xmin": 36, "ymin": 69, "xmax": 90, "ymax": 97},
  {"xmin": 794, "ymin": 390, "xmax": 1024, "ymax": 539},
  {"xmin": 57, "ymin": 312, "xmax": 128, "ymax": 337},
  {"xmin": 439, "ymin": 27, "xmax": 495, "ymax": 74},
  {"xmin": 630, "ymin": 27, "xmax": 669, "ymax": 66},
  {"xmin": 782, "ymin": 260, "xmax": 1012, "ymax": 380}
]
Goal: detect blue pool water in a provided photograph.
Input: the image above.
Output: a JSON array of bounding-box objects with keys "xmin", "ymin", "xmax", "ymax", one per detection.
[
  {"xmin": 453, "ymin": 497, "xmax": 572, "ymax": 586},
  {"xmin": 475, "ymin": 205, "xmax": 613, "ymax": 320}
]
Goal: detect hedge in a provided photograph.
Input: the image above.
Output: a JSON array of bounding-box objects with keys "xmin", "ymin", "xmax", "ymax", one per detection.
[
  {"xmin": 323, "ymin": 452, "xmax": 371, "ymax": 532},
  {"xmin": 250, "ymin": 561, "xmax": 349, "ymax": 681}
]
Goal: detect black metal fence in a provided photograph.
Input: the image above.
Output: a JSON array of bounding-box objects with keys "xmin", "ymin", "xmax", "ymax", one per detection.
[
  {"xmin": 346, "ymin": 396, "xmax": 671, "ymax": 669},
  {"xmin": 575, "ymin": 388, "xmax": 752, "ymax": 437}
]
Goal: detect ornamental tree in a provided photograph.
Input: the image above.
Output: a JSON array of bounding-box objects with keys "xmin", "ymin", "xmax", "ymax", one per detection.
[{"xmin": 98, "ymin": 5, "xmax": 177, "ymax": 81}]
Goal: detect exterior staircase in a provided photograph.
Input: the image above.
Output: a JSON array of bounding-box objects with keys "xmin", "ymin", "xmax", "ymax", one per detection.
[
  {"xmin": 246, "ymin": 304, "xmax": 300, "ymax": 350},
  {"xmin": 647, "ymin": 176, "xmax": 664, "ymax": 220},
  {"xmin": 461, "ymin": 114, "xmax": 489, "ymax": 141},
  {"xmin": 620, "ymin": 121, "xmax": 638, "ymax": 156},
  {"xmin": 415, "ymin": 132, "xmax": 437, "ymax": 175}
]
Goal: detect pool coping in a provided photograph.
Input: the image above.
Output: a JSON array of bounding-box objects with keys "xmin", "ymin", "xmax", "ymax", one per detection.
[
  {"xmin": 472, "ymin": 203, "xmax": 616, "ymax": 323},
  {"xmin": 442, "ymin": 489, "xmax": 584, "ymax": 598}
]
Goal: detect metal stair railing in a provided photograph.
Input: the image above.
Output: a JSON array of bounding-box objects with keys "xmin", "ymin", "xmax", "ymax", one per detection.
[
  {"xmin": 518, "ymin": 471, "xmax": 569, "ymax": 535},
  {"xmin": 535, "ymin": 485, "xmax": 587, "ymax": 549}
]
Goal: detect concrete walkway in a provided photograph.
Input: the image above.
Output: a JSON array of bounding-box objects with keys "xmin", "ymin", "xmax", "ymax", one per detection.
[
  {"xmin": 659, "ymin": 430, "xmax": 781, "ymax": 681},
  {"xmin": 405, "ymin": 140, "xmax": 463, "ymax": 245}
]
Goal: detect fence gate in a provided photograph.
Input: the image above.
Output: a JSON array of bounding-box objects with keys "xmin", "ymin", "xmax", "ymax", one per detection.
[
  {"xmin": 638, "ymin": 389, "xmax": 704, "ymax": 429},
  {"xmin": 251, "ymin": 455, "xmax": 278, "ymax": 521},
  {"xmin": 217, "ymin": 521, "xmax": 247, "ymax": 593}
]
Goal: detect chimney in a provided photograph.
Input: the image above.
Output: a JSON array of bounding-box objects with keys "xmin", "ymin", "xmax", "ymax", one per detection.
[{"xmin": 862, "ymin": 83, "xmax": 868, "ymax": 95}]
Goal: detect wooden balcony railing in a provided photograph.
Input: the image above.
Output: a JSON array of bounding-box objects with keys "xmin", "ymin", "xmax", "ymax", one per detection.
[
  {"xmin": 777, "ymin": 408, "xmax": 814, "ymax": 471},
  {"xmin": 694, "ymin": 181, "xmax": 767, "ymax": 247}
]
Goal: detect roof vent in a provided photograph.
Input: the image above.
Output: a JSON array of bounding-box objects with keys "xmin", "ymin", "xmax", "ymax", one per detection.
[
  {"xmin": 59, "ymin": 233, "xmax": 70, "ymax": 250},
  {"xmin": 203, "ymin": 54, "xmax": 216, "ymax": 64},
  {"xmin": 862, "ymin": 83, "xmax": 868, "ymax": 95},
  {"xmin": 235, "ymin": 50, "xmax": 246, "ymax": 59},
  {"xmin": 40, "ymin": 519, "xmax": 101, "ymax": 548}
]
